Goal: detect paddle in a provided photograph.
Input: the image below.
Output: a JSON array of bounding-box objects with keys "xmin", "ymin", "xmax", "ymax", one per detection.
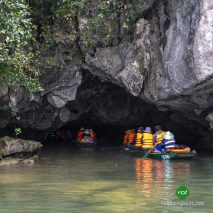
[
  {"xmin": 140, "ymin": 147, "xmax": 152, "ymax": 159},
  {"xmin": 148, "ymin": 142, "xmax": 160, "ymax": 153},
  {"xmin": 142, "ymin": 142, "xmax": 162, "ymax": 158}
]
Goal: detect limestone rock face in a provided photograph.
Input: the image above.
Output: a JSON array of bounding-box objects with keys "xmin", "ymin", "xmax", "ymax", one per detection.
[
  {"xmin": 0, "ymin": 85, "xmax": 8, "ymax": 98},
  {"xmin": 1, "ymin": 0, "xmax": 213, "ymax": 147},
  {"xmin": 84, "ymin": 0, "xmax": 213, "ymax": 130},
  {"xmin": 85, "ymin": 0, "xmax": 202, "ymax": 103},
  {"xmin": 0, "ymin": 136, "xmax": 43, "ymax": 157},
  {"xmin": 193, "ymin": 0, "xmax": 213, "ymax": 82},
  {"xmin": 0, "ymin": 65, "xmax": 82, "ymax": 132},
  {"xmin": 45, "ymin": 66, "xmax": 82, "ymax": 108}
]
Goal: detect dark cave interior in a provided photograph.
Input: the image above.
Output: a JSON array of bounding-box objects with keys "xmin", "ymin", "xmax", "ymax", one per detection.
[{"xmin": 0, "ymin": 71, "xmax": 205, "ymax": 150}]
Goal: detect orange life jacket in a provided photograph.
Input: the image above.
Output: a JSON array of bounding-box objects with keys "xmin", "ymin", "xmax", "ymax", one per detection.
[
  {"xmin": 77, "ymin": 130, "xmax": 83, "ymax": 141},
  {"xmin": 142, "ymin": 132, "xmax": 154, "ymax": 149},
  {"xmin": 123, "ymin": 133, "xmax": 129, "ymax": 145},
  {"xmin": 128, "ymin": 132, "xmax": 135, "ymax": 144},
  {"xmin": 90, "ymin": 132, "xmax": 96, "ymax": 140},
  {"xmin": 135, "ymin": 132, "xmax": 143, "ymax": 147}
]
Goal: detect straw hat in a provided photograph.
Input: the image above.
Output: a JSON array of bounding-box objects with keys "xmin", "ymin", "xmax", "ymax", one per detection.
[{"xmin": 163, "ymin": 131, "xmax": 174, "ymax": 140}]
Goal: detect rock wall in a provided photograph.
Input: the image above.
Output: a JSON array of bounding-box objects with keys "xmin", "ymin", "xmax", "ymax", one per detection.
[{"xmin": 1, "ymin": 0, "xmax": 213, "ymax": 148}]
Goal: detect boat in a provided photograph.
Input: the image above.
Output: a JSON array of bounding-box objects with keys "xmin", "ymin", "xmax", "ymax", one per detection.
[
  {"xmin": 73, "ymin": 138, "xmax": 97, "ymax": 148},
  {"xmin": 121, "ymin": 146, "xmax": 197, "ymax": 160},
  {"xmin": 148, "ymin": 151, "xmax": 197, "ymax": 160},
  {"xmin": 120, "ymin": 147, "xmax": 147, "ymax": 158}
]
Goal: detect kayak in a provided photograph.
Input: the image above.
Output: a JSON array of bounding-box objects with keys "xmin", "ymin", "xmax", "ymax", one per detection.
[
  {"xmin": 148, "ymin": 151, "xmax": 197, "ymax": 160},
  {"xmin": 121, "ymin": 147, "xmax": 197, "ymax": 160}
]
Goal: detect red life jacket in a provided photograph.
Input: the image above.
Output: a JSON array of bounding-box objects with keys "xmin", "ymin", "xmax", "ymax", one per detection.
[{"xmin": 77, "ymin": 130, "xmax": 83, "ymax": 141}]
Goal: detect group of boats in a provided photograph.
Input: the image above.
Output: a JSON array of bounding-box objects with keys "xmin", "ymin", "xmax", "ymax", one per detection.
[
  {"xmin": 74, "ymin": 139, "xmax": 197, "ymax": 160},
  {"xmin": 50, "ymin": 129, "xmax": 197, "ymax": 160},
  {"xmin": 121, "ymin": 146, "xmax": 197, "ymax": 160}
]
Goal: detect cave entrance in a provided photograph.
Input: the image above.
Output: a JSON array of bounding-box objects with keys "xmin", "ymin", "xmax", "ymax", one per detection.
[
  {"xmin": 46, "ymin": 120, "xmax": 136, "ymax": 148},
  {"xmin": 44, "ymin": 71, "xmax": 201, "ymax": 150},
  {"xmin": 45, "ymin": 107, "xmax": 201, "ymax": 150},
  {"xmin": 45, "ymin": 71, "xmax": 157, "ymax": 147},
  {"xmin": 45, "ymin": 115, "xmax": 200, "ymax": 150}
]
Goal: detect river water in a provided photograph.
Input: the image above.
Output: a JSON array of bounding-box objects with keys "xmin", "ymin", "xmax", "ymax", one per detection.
[{"xmin": 0, "ymin": 146, "xmax": 212, "ymax": 213}]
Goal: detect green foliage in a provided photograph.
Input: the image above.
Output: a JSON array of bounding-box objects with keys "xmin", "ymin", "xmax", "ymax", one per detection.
[
  {"xmin": 32, "ymin": 0, "xmax": 144, "ymax": 51},
  {"xmin": 14, "ymin": 127, "xmax": 22, "ymax": 137},
  {"xmin": 51, "ymin": 0, "xmax": 88, "ymax": 19},
  {"xmin": 0, "ymin": 0, "xmax": 42, "ymax": 92},
  {"xmin": 80, "ymin": 0, "xmax": 144, "ymax": 49},
  {"xmin": 0, "ymin": 0, "xmax": 144, "ymax": 89}
]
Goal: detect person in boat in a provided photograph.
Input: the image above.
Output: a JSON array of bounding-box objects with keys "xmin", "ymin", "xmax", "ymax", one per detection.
[
  {"xmin": 123, "ymin": 130, "xmax": 131, "ymax": 146},
  {"xmin": 82, "ymin": 129, "xmax": 93, "ymax": 143},
  {"xmin": 142, "ymin": 127, "xmax": 154, "ymax": 152},
  {"xmin": 134, "ymin": 127, "xmax": 144, "ymax": 149},
  {"xmin": 77, "ymin": 127, "xmax": 85, "ymax": 141},
  {"xmin": 82, "ymin": 129, "xmax": 90, "ymax": 137},
  {"xmin": 128, "ymin": 129, "xmax": 135, "ymax": 145},
  {"xmin": 89, "ymin": 129, "xmax": 96, "ymax": 141},
  {"xmin": 154, "ymin": 125, "xmax": 165, "ymax": 145},
  {"xmin": 162, "ymin": 131, "xmax": 176, "ymax": 151},
  {"xmin": 153, "ymin": 131, "xmax": 176, "ymax": 153}
]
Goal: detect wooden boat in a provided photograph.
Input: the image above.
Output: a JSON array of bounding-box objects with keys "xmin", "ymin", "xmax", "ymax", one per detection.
[
  {"xmin": 120, "ymin": 147, "xmax": 130, "ymax": 154},
  {"xmin": 73, "ymin": 138, "xmax": 97, "ymax": 148},
  {"xmin": 120, "ymin": 147, "xmax": 147, "ymax": 158},
  {"xmin": 148, "ymin": 151, "xmax": 197, "ymax": 160},
  {"xmin": 121, "ymin": 147, "xmax": 197, "ymax": 160}
]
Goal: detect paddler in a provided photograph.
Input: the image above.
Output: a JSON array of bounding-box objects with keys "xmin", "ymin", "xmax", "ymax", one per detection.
[
  {"xmin": 77, "ymin": 127, "xmax": 85, "ymax": 141},
  {"xmin": 162, "ymin": 131, "xmax": 176, "ymax": 151},
  {"xmin": 153, "ymin": 125, "xmax": 165, "ymax": 145},
  {"xmin": 134, "ymin": 127, "xmax": 144, "ymax": 149},
  {"xmin": 142, "ymin": 127, "xmax": 154, "ymax": 152},
  {"xmin": 123, "ymin": 130, "xmax": 131, "ymax": 146},
  {"xmin": 153, "ymin": 131, "xmax": 176, "ymax": 153},
  {"xmin": 128, "ymin": 129, "xmax": 135, "ymax": 145},
  {"xmin": 89, "ymin": 129, "xmax": 96, "ymax": 141}
]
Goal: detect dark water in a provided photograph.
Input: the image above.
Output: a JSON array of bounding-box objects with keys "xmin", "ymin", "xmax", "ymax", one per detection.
[{"xmin": 0, "ymin": 146, "xmax": 212, "ymax": 213}]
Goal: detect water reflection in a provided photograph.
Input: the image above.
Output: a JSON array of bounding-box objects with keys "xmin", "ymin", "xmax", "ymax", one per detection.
[
  {"xmin": 135, "ymin": 158, "xmax": 153, "ymax": 196},
  {"xmin": 135, "ymin": 158, "xmax": 191, "ymax": 199},
  {"xmin": 0, "ymin": 149, "xmax": 212, "ymax": 213}
]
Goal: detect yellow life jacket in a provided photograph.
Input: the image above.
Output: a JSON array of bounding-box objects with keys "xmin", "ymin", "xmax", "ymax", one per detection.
[
  {"xmin": 142, "ymin": 132, "xmax": 154, "ymax": 148},
  {"xmin": 155, "ymin": 131, "xmax": 165, "ymax": 144},
  {"xmin": 135, "ymin": 132, "xmax": 143, "ymax": 147}
]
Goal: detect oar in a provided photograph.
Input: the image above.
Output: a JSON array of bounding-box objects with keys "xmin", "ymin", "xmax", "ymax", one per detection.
[
  {"xmin": 140, "ymin": 148, "xmax": 152, "ymax": 159},
  {"xmin": 142, "ymin": 143, "xmax": 161, "ymax": 158}
]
